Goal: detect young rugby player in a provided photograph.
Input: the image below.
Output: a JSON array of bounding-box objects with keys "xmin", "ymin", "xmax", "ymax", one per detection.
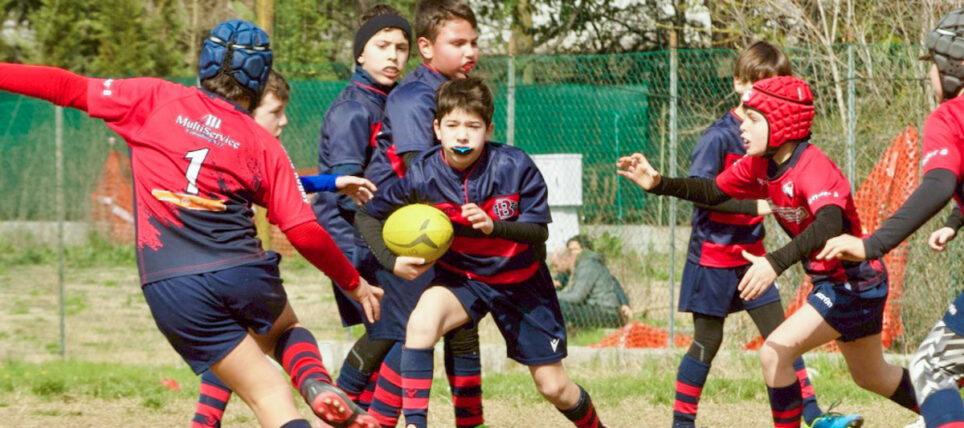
[
  {"xmin": 818, "ymin": 8, "xmax": 964, "ymax": 427},
  {"xmin": 191, "ymin": 69, "xmax": 378, "ymax": 428},
  {"xmin": 358, "ymin": 77, "xmax": 605, "ymax": 428},
  {"xmin": 0, "ymin": 20, "xmax": 382, "ymax": 428},
  {"xmin": 671, "ymin": 41, "xmax": 830, "ymax": 428},
  {"xmin": 360, "ymin": 1, "xmax": 484, "ymax": 426},
  {"xmin": 619, "ymin": 75, "xmax": 919, "ymax": 427}
]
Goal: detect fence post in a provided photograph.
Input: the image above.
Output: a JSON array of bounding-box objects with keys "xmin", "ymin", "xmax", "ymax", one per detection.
[
  {"xmin": 615, "ymin": 113, "xmax": 622, "ymax": 221},
  {"xmin": 668, "ymin": 31, "xmax": 679, "ymax": 348},
  {"xmin": 56, "ymin": 105, "xmax": 66, "ymax": 358},
  {"xmin": 507, "ymin": 55, "xmax": 516, "ymax": 146},
  {"xmin": 847, "ymin": 44, "xmax": 856, "ymax": 190}
]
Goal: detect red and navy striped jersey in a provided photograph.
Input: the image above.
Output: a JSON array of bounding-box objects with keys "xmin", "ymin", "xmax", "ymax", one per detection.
[
  {"xmin": 687, "ymin": 110, "xmax": 766, "ymax": 267},
  {"xmin": 716, "ymin": 142, "xmax": 886, "ymax": 287},
  {"xmin": 314, "ymin": 70, "xmax": 391, "ymax": 253},
  {"xmin": 922, "ymin": 95, "xmax": 964, "ymax": 210},
  {"xmin": 365, "ymin": 143, "xmax": 552, "ymax": 285},
  {"xmin": 86, "ymin": 77, "xmax": 315, "ymax": 284},
  {"xmin": 364, "ymin": 64, "xmax": 447, "ymax": 189}
]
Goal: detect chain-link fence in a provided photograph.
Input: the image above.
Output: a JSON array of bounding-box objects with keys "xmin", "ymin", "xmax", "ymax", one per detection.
[{"xmin": 0, "ymin": 43, "xmax": 952, "ymax": 358}]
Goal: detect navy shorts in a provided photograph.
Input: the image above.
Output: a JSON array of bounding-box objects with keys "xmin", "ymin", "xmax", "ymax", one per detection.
[
  {"xmin": 331, "ymin": 244, "xmax": 382, "ymax": 327},
  {"xmin": 437, "ymin": 265, "xmax": 567, "ymax": 366},
  {"xmin": 678, "ymin": 261, "xmax": 781, "ymax": 317},
  {"xmin": 142, "ymin": 252, "xmax": 287, "ymax": 374},
  {"xmin": 808, "ymin": 279, "xmax": 888, "ymax": 342}
]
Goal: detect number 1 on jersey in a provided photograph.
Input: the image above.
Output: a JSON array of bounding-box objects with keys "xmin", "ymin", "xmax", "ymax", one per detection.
[{"xmin": 184, "ymin": 148, "xmax": 209, "ymax": 195}]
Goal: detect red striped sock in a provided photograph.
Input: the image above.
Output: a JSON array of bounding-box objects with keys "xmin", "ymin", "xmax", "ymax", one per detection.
[
  {"xmin": 446, "ymin": 350, "xmax": 483, "ymax": 428},
  {"xmin": 560, "ymin": 385, "xmax": 602, "ymax": 428},
  {"xmin": 358, "ymin": 371, "xmax": 378, "ymax": 411},
  {"xmin": 273, "ymin": 327, "xmax": 332, "ymax": 397},
  {"xmin": 192, "ymin": 370, "xmax": 231, "ymax": 428},
  {"xmin": 401, "ymin": 347, "xmax": 434, "ymax": 428},
  {"xmin": 369, "ymin": 343, "xmax": 404, "ymax": 427},
  {"xmin": 792, "ymin": 358, "xmax": 822, "ymax": 424},
  {"xmin": 673, "ymin": 355, "xmax": 709, "ymax": 426},
  {"xmin": 767, "ymin": 382, "xmax": 802, "ymax": 428}
]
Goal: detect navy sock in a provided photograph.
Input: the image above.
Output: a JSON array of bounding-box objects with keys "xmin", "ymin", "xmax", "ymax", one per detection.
[
  {"xmin": 673, "ymin": 354, "xmax": 709, "ymax": 427},
  {"xmin": 401, "ymin": 347, "xmax": 434, "ymax": 428},
  {"xmin": 560, "ymin": 384, "xmax": 601, "ymax": 428},
  {"xmin": 370, "ymin": 342, "xmax": 404, "ymax": 427},
  {"xmin": 336, "ymin": 361, "xmax": 370, "ymax": 404},
  {"xmin": 792, "ymin": 358, "xmax": 822, "ymax": 424},
  {"xmin": 920, "ymin": 388, "xmax": 964, "ymax": 426},
  {"xmin": 767, "ymin": 382, "xmax": 802, "ymax": 428},
  {"xmin": 445, "ymin": 344, "xmax": 483, "ymax": 427},
  {"xmin": 279, "ymin": 420, "xmax": 312, "ymax": 428},
  {"xmin": 192, "ymin": 370, "xmax": 231, "ymax": 428},
  {"xmin": 888, "ymin": 368, "xmax": 920, "ymax": 413}
]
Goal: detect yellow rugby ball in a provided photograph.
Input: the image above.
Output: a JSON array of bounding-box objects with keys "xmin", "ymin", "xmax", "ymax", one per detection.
[{"xmin": 383, "ymin": 204, "xmax": 454, "ymax": 262}]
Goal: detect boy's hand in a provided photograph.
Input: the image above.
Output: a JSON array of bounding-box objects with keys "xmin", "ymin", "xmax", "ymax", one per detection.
[
  {"xmin": 815, "ymin": 234, "xmax": 867, "ymax": 261},
  {"xmin": 616, "ymin": 152, "xmax": 661, "ymax": 190},
  {"xmin": 737, "ymin": 250, "xmax": 777, "ymax": 300},
  {"xmin": 620, "ymin": 305, "xmax": 633, "ymax": 321},
  {"xmin": 335, "ymin": 176, "xmax": 377, "ymax": 205},
  {"xmin": 462, "ymin": 203, "xmax": 494, "ymax": 235},
  {"xmin": 345, "ymin": 277, "xmax": 383, "ymax": 323},
  {"xmin": 929, "ymin": 227, "xmax": 957, "ymax": 252},
  {"xmin": 393, "ymin": 256, "xmax": 434, "ymax": 281},
  {"xmin": 757, "ymin": 199, "xmax": 772, "ymax": 216}
]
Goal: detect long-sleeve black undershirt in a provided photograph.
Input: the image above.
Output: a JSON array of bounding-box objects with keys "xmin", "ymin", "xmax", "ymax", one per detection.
[
  {"xmin": 766, "ymin": 205, "xmax": 844, "ymax": 275},
  {"xmin": 356, "ymin": 206, "xmax": 548, "ymax": 271},
  {"xmin": 946, "ymin": 206, "xmax": 964, "ymax": 231},
  {"xmin": 694, "ymin": 199, "xmax": 760, "ymax": 216},
  {"xmin": 650, "ymin": 176, "xmax": 731, "ymax": 205},
  {"xmin": 864, "ymin": 169, "xmax": 958, "ymax": 259},
  {"xmin": 647, "ymin": 174, "xmax": 845, "ymax": 274}
]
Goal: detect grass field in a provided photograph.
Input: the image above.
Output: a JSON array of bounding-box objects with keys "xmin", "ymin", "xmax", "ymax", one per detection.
[{"xmin": 0, "ymin": 238, "xmax": 927, "ymax": 427}]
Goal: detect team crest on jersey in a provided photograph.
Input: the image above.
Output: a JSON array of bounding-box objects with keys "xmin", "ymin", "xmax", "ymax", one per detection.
[
  {"xmin": 772, "ymin": 205, "xmax": 809, "ymax": 224},
  {"xmin": 782, "ymin": 181, "xmax": 794, "ymax": 199},
  {"xmin": 493, "ymin": 198, "xmax": 519, "ymax": 220}
]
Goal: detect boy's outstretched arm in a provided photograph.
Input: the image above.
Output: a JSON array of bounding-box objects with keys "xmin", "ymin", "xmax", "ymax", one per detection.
[
  {"xmin": 0, "ymin": 63, "xmax": 88, "ymax": 111},
  {"xmin": 818, "ymin": 169, "xmax": 958, "ymax": 261},
  {"xmin": 617, "ymin": 152, "xmax": 731, "ymax": 205},
  {"xmin": 930, "ymin": 207, "xmax": 964, "ymax": 252}
]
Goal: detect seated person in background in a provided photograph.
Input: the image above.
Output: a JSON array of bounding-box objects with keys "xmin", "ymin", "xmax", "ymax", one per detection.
[
  {"xmin": 556, "ymin": 235, "xmax": 632, "ymax": 328},
  {"xmin": 548, "ymin": 247, "xmax": 570, "ymax": 289}
]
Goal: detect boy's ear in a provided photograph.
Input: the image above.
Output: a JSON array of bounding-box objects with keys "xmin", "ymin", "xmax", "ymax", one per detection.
[
  {"xmin": 433, "ymin": 118, "xmax": 442, "ymax": 140},
  {"xmin": 417, "ymin": 36, "xmax": 434, "ymax": 61},
  {"xmin": 485, "ymin": 122, "xmax": 494, "ymax": 140}
]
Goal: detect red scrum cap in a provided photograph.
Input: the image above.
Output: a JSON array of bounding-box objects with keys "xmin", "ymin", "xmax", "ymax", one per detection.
[{"xmin": 741, "ymin": 75, "xmax": 815, "ymax": 148}]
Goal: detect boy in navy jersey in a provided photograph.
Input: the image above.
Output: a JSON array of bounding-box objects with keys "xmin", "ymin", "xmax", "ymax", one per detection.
[
  {"xmin": 818, "ymin": 8, "xmax": 964, "ymax": 427},
  {"xmin": 360, "ymin": 1, "xmax": 485, "ymax": 426},
  {"xmin": 619, "ymin": 75, "xmax": 918, "ymax": 427},
  {"xmin": 0, "ymin": 20, "xmax": 382, "ymax": 428},
  {"xmin": 309, "ymin": 4, "xmax": 414, "ymax": 414},
  {"xmin": 357, "ymin": 77, "xmax": 605, "ymax": 428},
  {"xmin": 671, "ymin": 41, "xmax": 827, "ymax": 428}
]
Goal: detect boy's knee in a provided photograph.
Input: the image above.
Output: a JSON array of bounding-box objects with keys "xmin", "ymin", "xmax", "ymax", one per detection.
[
  {"xmin": 759, "ymin": 341, "xmax": 791, "ymax": 371},
  {"xmin": 534, "ymin": 376, "xmax": 569, "ymax": 401}
]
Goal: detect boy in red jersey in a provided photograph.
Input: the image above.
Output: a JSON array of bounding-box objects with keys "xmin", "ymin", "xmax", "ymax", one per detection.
[
  {"xmin": 670, "ymin": 41, "xmax": 830, "ymax": 428},
  {"xmin": 818, "ymin": 8, "xmax": 964, "ymax": 427},
  {"xmin": 619, "ymin": 75, "xmax": 918, "ymax": 427},
  {"xmin": 190, "ymin": 68, "xmax": 378, "ymax": 428},
  {"xmin": 0, "ymin": 20, "xmax": 381, "ymax": 428}
]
